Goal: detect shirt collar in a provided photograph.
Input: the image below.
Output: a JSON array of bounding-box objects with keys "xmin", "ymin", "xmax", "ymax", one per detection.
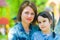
[{"xmin": 19, "ymin": 22, "xmax": 32, "ymax": 33}]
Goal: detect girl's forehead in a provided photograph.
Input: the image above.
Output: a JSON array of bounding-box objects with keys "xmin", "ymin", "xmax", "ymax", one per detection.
[{"xmin": 38, "ymin": 16, "xmax": 48, "ymax": 21}]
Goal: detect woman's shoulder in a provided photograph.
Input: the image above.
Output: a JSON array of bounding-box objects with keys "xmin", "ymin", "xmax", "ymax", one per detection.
[{"xmin": 9, "ymin": 22, "xmax": 23, "ymax": 34}]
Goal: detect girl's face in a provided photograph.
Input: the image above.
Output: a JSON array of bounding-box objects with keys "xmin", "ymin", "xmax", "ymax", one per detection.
[
  {"xmin": 21, "ymin": 6, "xmax": 35, "ymax": 24},
  {"xmin": 38, "ymin": 16, "xmax": 52, "ymax": 31}
]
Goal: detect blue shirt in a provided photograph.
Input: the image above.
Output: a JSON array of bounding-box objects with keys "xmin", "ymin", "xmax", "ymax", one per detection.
[
  {"xmin": 55, "ymin": 18, "xmax": 60, "ymax": 34},
  {"xmin": 31, "ymin": 31, "xmax": 60, "ymax": 40},
  {"xmin": 8, "ymin": 22, "xmax": 39, "ymax": 40}
]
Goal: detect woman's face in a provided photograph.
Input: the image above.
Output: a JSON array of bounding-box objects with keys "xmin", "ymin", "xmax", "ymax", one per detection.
[
  {"xmin": 21, "ymin": 6, "xmax": 35, "ymax": 24},
  {"xmin": 38, "ymin": 16, "xmax": 52, "ymax": 31}
]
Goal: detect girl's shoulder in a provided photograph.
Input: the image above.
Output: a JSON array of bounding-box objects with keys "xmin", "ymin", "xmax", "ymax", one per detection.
[
  {"xmin": 31, "ymin": 31, "xmax": 44, "ymax": 40},
  {"xmin": 55, "ymin": 34, "xmax": 60, "ymax": 38},
  {"xmin": 54, "ymin": 33, "xmax": 60, "ymax": 40},
  {"xmin": 32, "ymin": 31, "xmax": 42, "ymax": 37}
]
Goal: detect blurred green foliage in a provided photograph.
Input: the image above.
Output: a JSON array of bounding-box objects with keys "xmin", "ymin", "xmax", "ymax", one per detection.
[{"xmin": 0, "ymin": 0, "xmax": 48, "ymax": 27}]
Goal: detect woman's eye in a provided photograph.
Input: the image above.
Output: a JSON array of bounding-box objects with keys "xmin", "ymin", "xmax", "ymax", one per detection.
[
  {"xmin": 31, "ymin": 13, "xmax": 35, "ymax": 15},
  {"xmin": 25, "ymin": 12, "xmax": 29, "ymax": 14}
]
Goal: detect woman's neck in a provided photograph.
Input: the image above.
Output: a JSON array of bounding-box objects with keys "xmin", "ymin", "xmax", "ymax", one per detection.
[{"xmin": 22, "ymin": 21, "xmax": 30, "ymax": 32}]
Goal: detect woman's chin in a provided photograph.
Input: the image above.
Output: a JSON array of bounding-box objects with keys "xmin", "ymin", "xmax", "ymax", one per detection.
[{"xmin": 23, "ymin": 20, "xmax": 31, "ymax": 24}]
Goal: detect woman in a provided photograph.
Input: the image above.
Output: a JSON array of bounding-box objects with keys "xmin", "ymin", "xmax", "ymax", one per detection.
[
  {"xmin": 31, "ymin": 11, "xmax": 60, "ymax": 40},
  {"xmin": 8, "ymin": 1, "xmax": 38, "ymax": 40}
]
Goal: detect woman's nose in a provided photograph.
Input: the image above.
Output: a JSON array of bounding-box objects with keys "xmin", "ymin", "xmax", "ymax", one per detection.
[{"xmin": 28, "ymin": 14, "xmax": 31, "ymax": 17}]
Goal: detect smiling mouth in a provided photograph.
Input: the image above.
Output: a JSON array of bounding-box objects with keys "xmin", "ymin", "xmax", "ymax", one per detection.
[
  {"xmin": 41, "ymin": 27, "xmax": 45, "ymax": 28},
  {"xmin": 27, "ymin": 19, "xmax": 32, "ymax": 21}
]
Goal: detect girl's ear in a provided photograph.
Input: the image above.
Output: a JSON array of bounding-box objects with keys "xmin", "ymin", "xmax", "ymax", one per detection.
[{"xmin": 50, "ymin": 20, "xmax": 52, "ymax": 25}]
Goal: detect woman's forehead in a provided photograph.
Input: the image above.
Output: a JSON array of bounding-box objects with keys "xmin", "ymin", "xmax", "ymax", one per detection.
[{"xmin": 23, "ymin": 6, "xmax": 34, "ymax": 12}]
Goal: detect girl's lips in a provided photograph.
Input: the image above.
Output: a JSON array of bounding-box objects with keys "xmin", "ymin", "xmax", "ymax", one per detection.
[{"xmin": 41, "ymin": 26, "xmax": 45, "ymax": 28}]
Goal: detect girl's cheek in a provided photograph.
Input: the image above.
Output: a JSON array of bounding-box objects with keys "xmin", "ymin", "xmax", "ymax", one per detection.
[
  {"xmin": 39, "ymin": 24, "xmax": 41, "ymax": 28},
  {"xmin": 44, "ymin": 22, "xmax": 48, "ymax": 26}
]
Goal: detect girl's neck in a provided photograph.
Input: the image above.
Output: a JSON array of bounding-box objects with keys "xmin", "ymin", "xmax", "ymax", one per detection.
[
  {"xmin": 42, "ymin": 28, "xmax": 51, "ymax": 35},
  {"xmin": 22, "ymin": 21, "xmax": 30, "ymax": 32}
]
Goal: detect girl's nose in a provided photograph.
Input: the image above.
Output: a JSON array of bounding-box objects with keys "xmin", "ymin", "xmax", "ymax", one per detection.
[{"xmin": 41, "ymin": 23, "xmax": 44, "ymax": 26}]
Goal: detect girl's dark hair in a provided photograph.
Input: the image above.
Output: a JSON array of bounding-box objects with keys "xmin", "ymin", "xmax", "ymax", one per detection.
[
  {"xmin": 51, "ymin": 12, "xmax": 55, "ymax": 38},
  {"xmin": 37, "ymin": 11, "xmax": 55, "ymax": 38},
  {"xmin": 37, "ymin": 11, "xmax": 52, "ymax": 21},
  {"xmin": 17, "ymin": 1, "xmax": 37, "ymax": 25}
]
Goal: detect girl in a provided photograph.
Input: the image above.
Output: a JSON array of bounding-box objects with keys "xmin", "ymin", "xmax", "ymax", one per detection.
[{"xmin": 31, "ymin": 11, "xmax": 60, "ymax": 40}]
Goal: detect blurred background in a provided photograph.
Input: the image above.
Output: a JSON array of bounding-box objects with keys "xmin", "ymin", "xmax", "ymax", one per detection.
[{"xmin": 0, "ymin": 0, "xmax": 60, "ymax": 40}]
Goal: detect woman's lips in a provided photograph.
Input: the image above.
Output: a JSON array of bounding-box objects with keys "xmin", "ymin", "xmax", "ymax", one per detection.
[{"xmin": 26, "ymin": 18, "xmax": 32, "ymax": 21}]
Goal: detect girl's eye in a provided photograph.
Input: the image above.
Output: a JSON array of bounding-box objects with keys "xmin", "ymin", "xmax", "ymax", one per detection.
[
  {"xmin": 38, "ymin": 21, "xmax": 41, "ymax": 24},
  {"xmin": 43, "ymin": 20, "xmax": 46, "ymax": 22}
]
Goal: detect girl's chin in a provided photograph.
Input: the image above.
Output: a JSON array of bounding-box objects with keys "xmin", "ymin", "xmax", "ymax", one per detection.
[{"xmin": 41, "ymin": 28, "xmax": 47, "ymax": 31}]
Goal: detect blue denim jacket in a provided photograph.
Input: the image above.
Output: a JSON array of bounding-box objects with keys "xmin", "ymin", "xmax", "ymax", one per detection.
[
  {"xmin": 55, "ymin": 18, "xmax": 60, "ymax": 34},
  {"xmin": 31, "ymin": 31, "xmax": 60, "ymax": 40},
  {"xmin": 8, "ymin": 22, "xmax": 39, "ymax": 40}
]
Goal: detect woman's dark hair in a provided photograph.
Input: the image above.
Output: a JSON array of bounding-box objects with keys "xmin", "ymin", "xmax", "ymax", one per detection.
[
  {"xmin": 37, "ymin": 11, "xmax": 55, "ymax": 38},
  {"xmin": 17, "ymin": 1, "xmax": 37, "ymax": 25}
]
